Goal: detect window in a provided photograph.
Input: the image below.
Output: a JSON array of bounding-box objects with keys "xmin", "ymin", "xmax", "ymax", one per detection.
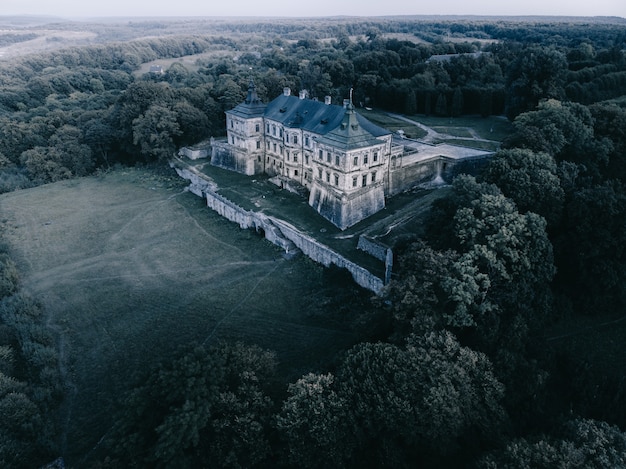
[
  {"xmin": 258, "ymin": 155, "xmax": 261, "ymax": 162},
  {"xmin": 256, "ymin": 141, "xmax": 261, "ymax": 149},
  {"xmin": 255, "ymin": 123, "xmax": 260, "ymax": 132},
  {"xmin": 272, "ymin": 125, "xmax": 276, "ymax": 136},
  {"xmin": 273, "ymin": 143, "xmax": 277, "ymax": 152},
  {"xmin": 362, "ymin": 174, "xmax": 367, "ymax": 186},
  {"xmin": 266, "ymin": 123, "xmax": 270, "ymax": 133},
  {"xmin": 305, "ymin": 136, "xmax": 310, "ymax": 146},
  {"xmin": 318, "ymin": 168, "xmax": 322, "ymax": 178},
  {"xmin": 286, "ymin": 151, "xmax": 290, "ymax": 161},
  {"xmin": 372, "ymin": 171, "xmax": 376, "ymax": 182},
  {"xmin": 231, "ymin": 136, "xmax": 235, "ymax": 144},
  {"xmin": 230, "ymin": 120, "xmax": 234, "ymax": 128},
  {"xmin": 352, "ymin": 177, "xmax": 358, "ymax": 187},
  {"xmin": 286, "ymin": 169, "xmax": 290, "ymax": 176},
  {"xmin": 293, "ymin": 154, "xmax": 298, "ymax": 163},
  {"xmin": 353, "ymin": 156, "xmax": 358, "ymax": 166},
  {"xmin": 326, "ymin": 151, "xmax": 331, "ymax": 163},
  {"xmin": 266, "ymin": 141, "xmax": 270, "ymax": 150},
  {"xmin": 334, "ymin": 174, "xmax": 339, "ymax": 186},
  {"xmin": 279, "ymin": 129, "xmax": 283, "ymax": 138},
  {"xmin": 326, "ymin": 172, "xmax": 330, "ymax": 183},
  {"xmin": 305, "ymin": 155, "xmax": 309, "ymax": 165},
  {"xmin": 294, "ymin": 135, "xmax": 298, "ymax": 144},
  {"xmin": 364, "ymin": 154, "xmax": 369, "ymax": 164},
  {"xmin": 335, "ymin": 155, "xmax": 340, "ymax": 166},
  {"xmin": 295, "ymin": 169, "xmax": 299, "ymax": 176},
  {"xmin": 285, "ymin": 134, "xmax": 289, "ymax": 143},
  {"xmin": 319, "ymin": 150, "xmax": 323, "ymax": 159},
  {"xmin": 373, "ymin": 151, "xmax": 378, "ymax": 162}
]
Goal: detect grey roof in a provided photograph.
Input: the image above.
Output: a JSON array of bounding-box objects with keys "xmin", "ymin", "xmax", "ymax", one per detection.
[
  {"xmin": 316, "ymin": 103, "xmax": 387, "ymax": 150},
  {"xmin": 264, "ymin": 94, "xmax": 390, "ymax": 141},
  {"xmin": 227, "ymin": 80, "xmax": 266, "ymax": 119}
]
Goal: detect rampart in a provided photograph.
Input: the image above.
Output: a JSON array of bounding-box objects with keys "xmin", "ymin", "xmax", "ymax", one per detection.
[{"xmin": 171, "ymin": 163, "xmax": 385, "ymax": 294}]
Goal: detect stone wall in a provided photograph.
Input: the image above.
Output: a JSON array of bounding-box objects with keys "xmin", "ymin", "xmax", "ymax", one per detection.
[
  {"xmin": 309, "ymin": 182, "xmax": 386, "ymax": 230},
  {"xmin": 179, "ymin": 146, "xmax": 209, "ymax": 160},
  {"xmin": 358, "ymin": 235, "xmax": 394, "ymax": 285},
  {"xmin": 172, "ymin": 163, "xmax": 385, "ymax": 294},
  {"xmin": 211, "ymin": 141, "xmax": 254, "ymax": 175},
  {"xmin": 389, "ymin": 156, "xmax": 440, "ymax": 196},
  {"xmin": 271, "ymin": 219, "xmax": 385, "ymax": 293}
]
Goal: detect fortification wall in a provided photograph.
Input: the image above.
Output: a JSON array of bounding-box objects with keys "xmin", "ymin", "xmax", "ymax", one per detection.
[
  {"xmin": 358, "ymin": 236, "xmax": 394, "ymax": 285},
  {"xmin": 389, "ymin": 157, "xmax": 440, "ymax": 196},
  {"xmin": 309, "ymin": 183, "xmax": 385, "ymax": 230},
  {"xmin": 272, "ymin": 219, "xmax": 384, "ymax": 293},
  {"xmin": 211, "ymin": 142, "xmax": 254, "ymax": 175},
  {"xmin": 357, "ymin": 236, "xmax": 388, "ymax": 261},
  {"xmin": 172, "ymin": 163, "xmax": 384, "ymax": 293}
]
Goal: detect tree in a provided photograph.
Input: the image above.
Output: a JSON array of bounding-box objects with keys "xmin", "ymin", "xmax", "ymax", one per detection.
[
  {"xmin": 336, "ymin": 332, "xmax": 506, "ymax": 466},
  {"xmin": 451, "ymin": 86, "xmax": 463, "ymax": 117},
  {"xmin": 20, "ymin": 147, "xmax": 72, "ymax": 183},
  {"xmin": 172, "ymin": 100, "xmax": 210, "ymax": 146},
  {"xmin": 507, "ymin": 100, "xmax": 607, "ymax": 179},
  {"xmin": 48, "ymin": 125, "xmax": 94, "ymax": 177},
  {"xmin": 505, "ymin": 45, "xmax": 567, "ymax": 119},
  {"xmin": 554, "ymin": 180, "xmax": 626, "ymax": 314},
  {"xmin": 132, "ymin": 104, "xmax": 181, "ymax": 161},
  {"xmin": 111, "ymin": 342, "xmax": 276, "ymax": 468},
  {"xmin": 435, "ymin": 92, "xmax": 448, "ymax": 116},
  {"xmin": 452, "ymin": 186, "xmax": 555, "ymax": 327},
  {"xmin": 483, "ymin": 148, "xmax": 564, "ymax": 226},
  {"xmin": 478, "ymin": 418, "xmax": 626, "ymax": 469},
  {"xmin": 590, "ymin": 102, "xmax": 626, "ymax": 182},
  {"xmin": 276, "ymin": 373, "xmax": 354, "ymax": 468}
]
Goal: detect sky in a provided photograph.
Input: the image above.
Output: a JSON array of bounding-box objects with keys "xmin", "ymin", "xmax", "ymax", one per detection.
[{"xmin": 2, "ymin": 0, "xmax": 624, "ymax": 19}]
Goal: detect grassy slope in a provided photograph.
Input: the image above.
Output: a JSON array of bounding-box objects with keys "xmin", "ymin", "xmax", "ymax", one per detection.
[{"xmin": 0, "ymin": 167, "xmax": 361, "ymax": 464}]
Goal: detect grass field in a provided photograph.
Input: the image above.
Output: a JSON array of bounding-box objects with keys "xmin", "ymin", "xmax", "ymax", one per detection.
[{"xmin": 0, "ymin": 167, "xmax": 364, "ymax": 464}]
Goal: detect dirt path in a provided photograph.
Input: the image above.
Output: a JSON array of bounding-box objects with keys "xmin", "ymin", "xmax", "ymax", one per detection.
[
  {"xmin": 387, "ymin": 113, "xmax": 440, "ymax": 142},
  {"xmin": 387, "ymin": 113, "xmax": 501, "ymax": 145}
]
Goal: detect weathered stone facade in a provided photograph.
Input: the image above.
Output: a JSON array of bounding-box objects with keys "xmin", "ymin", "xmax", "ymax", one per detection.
[{"xmin": 213, "ymin": 81, "xmax": 492, "ymax": 229}]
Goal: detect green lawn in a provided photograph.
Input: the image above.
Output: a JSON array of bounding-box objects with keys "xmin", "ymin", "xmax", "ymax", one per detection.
[
  {"xmin": 0, "ymin": 167, "xmax": 363, "ymax": 465},
  {"xmin": 413, "ymin": 114, "xmax": 514, "ymax": 141}
]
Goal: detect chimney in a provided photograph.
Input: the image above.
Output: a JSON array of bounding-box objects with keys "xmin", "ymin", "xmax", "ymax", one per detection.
[
  {"xmin": 283, "ymin": 87, "xmax": 291, "ymax": 96},
  {"xmin": 299, "ymin": 89, "xmax": 307, "ymax": 100},
  {"xmin": 343, "ymin": 99, "xmax": 350, "ymax": 109},
  {"xmin": 324, "ymin": 96, "xmax": 332, "ymax": 105}
]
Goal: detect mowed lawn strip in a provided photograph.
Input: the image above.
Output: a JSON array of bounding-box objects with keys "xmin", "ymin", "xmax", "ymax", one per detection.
[{"xmin": 0, "ymin": 167, "xmax": 359, "ymax": 464}]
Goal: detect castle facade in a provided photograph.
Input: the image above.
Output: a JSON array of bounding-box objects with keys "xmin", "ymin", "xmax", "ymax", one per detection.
[{"xmin": 210, "ymin": 80, "xmax": 491, "ymax": 230}]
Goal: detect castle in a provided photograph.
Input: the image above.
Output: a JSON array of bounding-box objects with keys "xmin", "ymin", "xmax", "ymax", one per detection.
[{"xmin": 206, "ymin": 80, "xmax": 492, "ymax": 230}]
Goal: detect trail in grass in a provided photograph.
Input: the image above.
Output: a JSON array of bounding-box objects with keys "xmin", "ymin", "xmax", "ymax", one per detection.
[
  {"xmin": 202, "ymin": 259, "xmax": 283, "ymax": 346},
  {"xmin": 175, "ymin": 195, "xmax": 251, "ymax": 258}
]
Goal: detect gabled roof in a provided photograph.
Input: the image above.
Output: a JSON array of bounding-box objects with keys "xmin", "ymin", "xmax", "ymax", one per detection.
[
  {"xmin": 227, "ymin": 80, "xmax": 266, "ymax": 119},
  {"xmin": 316, "ymin": 103, "xmax": 387, "ymax": 151}
]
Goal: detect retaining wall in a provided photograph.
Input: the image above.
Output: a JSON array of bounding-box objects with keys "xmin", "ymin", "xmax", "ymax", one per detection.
[{"xmin": 172, "ymin": 163, "xmax": 385, "ymax": 293}]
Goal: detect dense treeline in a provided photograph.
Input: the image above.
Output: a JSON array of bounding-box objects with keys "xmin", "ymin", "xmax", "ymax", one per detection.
[
  {"xmin": 0, "ymin": 16, "xmax": 626, "ymax": 467},
  {"xmin": 0, "ymin": 18, "xmax": 624, "ymax": 187},
  {"xmin": 0, "ymin": 243, "xmax": 62, "ymax": 467}
]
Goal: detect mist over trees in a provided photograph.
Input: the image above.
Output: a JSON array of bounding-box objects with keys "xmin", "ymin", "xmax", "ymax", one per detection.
[{"xmin": 0, "ymin": 15, "xmax": 625, "ymax": 467}]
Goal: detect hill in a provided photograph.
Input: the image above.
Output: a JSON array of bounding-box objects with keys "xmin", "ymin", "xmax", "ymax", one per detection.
[{"xmin": 0, "ymin": 166, "xmax": 362, "ymax": 464}]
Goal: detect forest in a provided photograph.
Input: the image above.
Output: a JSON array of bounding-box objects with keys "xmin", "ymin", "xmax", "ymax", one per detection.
[{"xmin": 0, "ymin": 15, "xmax": 625, "ymax": 468}]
